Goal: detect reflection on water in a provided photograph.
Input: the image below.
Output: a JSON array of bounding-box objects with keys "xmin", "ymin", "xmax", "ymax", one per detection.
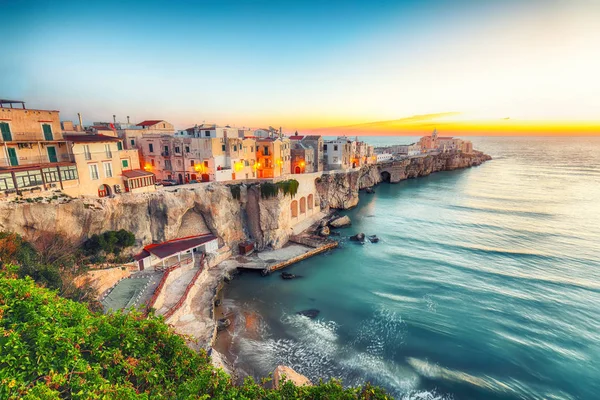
[{"xmin": 221, "ymin": 137, "xmax": 600, "ymax": 400}]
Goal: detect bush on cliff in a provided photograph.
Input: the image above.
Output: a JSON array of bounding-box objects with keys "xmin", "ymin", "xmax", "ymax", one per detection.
[
  {"xmin": 0, "ymin": 271, "xmax": 391, "ymax": 399},
  {"xmin": 83, "ymin": 229, "xmax": 136, "ymax": 256},
  {"xmin": 0, "ymin": 232, "xmax": 100, "ymax": 311}
]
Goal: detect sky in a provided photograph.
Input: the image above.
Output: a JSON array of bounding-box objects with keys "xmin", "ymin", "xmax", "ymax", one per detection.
[{"xmin": 1, "ymin": 0, "xmax": 599, "ymax": 135}]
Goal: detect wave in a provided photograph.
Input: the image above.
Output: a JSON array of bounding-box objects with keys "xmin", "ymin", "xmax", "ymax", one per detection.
[{"xmin": 373, "ymin": 291, "xmax": 421, "ymax": 303}]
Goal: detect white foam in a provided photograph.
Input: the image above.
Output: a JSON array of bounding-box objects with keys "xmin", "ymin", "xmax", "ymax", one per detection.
[{"xmin": 373, "ymin": 291, "xmax": 421, "ymax": 303}]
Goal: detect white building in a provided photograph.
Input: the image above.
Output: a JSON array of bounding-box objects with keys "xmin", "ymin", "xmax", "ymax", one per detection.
[
  {"xmin": 323, "ymin": 137, "xmax": 353, "ymax": 170},
  {"xmin": 376, "ymin": 153, "xmax": 393, "ymax": 163},
  {"xmin": 133, "ymin": 234, "xmax": 219, "ymax": 271}
]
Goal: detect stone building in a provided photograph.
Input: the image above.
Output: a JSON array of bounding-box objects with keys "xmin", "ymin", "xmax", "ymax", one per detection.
[
  {"xmin": 63, "ymin": 134, "xmax": 155, "ymax": 197},
  {"xmin": 255, "ymin": 137, "xmax": 291, "ymax": 178},
  {"xmin": 291, "ymin": 142, "xmax": 315, "ymax": 174},
  {"xmin": 0, "ymin": 99, "xmax": 80, "ymax": 196},
  {"xmin": 323, "ymin": 137, "xmax": 352, "ymax": 170}
]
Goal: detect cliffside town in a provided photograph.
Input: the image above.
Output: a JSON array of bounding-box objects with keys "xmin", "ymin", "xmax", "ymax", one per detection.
[{"xmin": 0, "ymin": 151, "xmax": 491, "ymax": 253}]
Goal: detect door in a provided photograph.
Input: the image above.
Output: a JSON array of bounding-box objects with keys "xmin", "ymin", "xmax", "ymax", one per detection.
[
  {"xmin": 7, "ymin": 148, "xmax": 18, "ymax": 166},
  {"xmin": 47, "ymin": 146, "xmax": 58, "ymax": 163},
  {"xmin": 0, "ymin": 122, "xmax": 11, "ymax": 141},
  {"xmin": 178, "ymin": 173, "xmax": 183, "ymax": 184},
  {"xmin": 42, "ymin": 124, "xmax": 53, "ymax": 140}
]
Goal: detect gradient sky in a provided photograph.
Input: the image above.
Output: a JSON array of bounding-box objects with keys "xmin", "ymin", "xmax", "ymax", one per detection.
[{"xmin": 2, "ymin": 0, "xmax": 599, "ymax": 135}]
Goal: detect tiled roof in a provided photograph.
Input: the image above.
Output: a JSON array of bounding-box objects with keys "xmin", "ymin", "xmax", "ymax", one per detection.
[
  {"xmin": 303, "ymin": 135, "xmax": 322, "ymax": 140},
  {"xmin": 63, "ymin": 134, "xmax": 121, "ymax": 143},
  {"xmin": 288, "ymin": 135, "xmax": 304, "ymax": 140},
  {"xmin": 122, "ymin": 169, "xmax": 154, "ymax": 179},
  {"xmin": 138, "ymin": 234, "xmax": 217, "ymax": 260},
  {"xmin": 137, "ymin": 120, "xmax": 164, "ymax": 127}
]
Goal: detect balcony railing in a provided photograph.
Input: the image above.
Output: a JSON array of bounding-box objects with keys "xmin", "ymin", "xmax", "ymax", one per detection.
[
  {"xmin": 161, "ymin": 151, "xmax": 170, "ymax": 157},
  {"xmin": 0, "ymin": 154, "xmax": 75, "ymax": 168},
  {"xmin": 0, "ymin": 132, "xmax": 65, "ymax": 142}
]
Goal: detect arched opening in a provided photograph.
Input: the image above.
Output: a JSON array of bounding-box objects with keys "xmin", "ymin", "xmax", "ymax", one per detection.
[
  {"xmin": 178, "ymin": 173, "xmax": 183, "ymax": 184},
  {"xmin": 98, "ymin": 184, "xmax": 111, "ymax": 197},
  {"xmin": 294, "ymin": 165, "xmax": 301, "ymax": 174},
  {"xmin": 381, "ymin": 171, "xmax": 391, "ymax": 183},
  {"xmin": 300, "ymin": 197, "xmax": 306, "ymax": 214},
  {"xmin": 291, "ymin": 200, "xmax": 298, "ymax": 218},
  {"xmin": 201, "ymin": 174, "xmax": 210, "ymax": 182},
  {"xmin": 191, "ymin": 174, "xmax": 197, "ymax": 181},
  {"xmin": 307, "ymin": 194, "xmax": 314, "ymax": 210}
]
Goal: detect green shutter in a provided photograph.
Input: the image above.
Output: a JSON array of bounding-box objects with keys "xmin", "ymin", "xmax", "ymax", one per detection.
[
  {"xmin": 117, "ymin": 141, "xmax": 123, "ymax": 150},
  {"xmin": 7, "ymin": 148, "xmax": 18, "ymax": 166},
  {"xmin": 0, "ymin": 122, "xmax": 11, "ymax": 141},
  {"xmin": 47, "ymin": 147, "xmax": 58, "ymax": 163},
  {"xmin": 42, "ymin": 124, "xmax": 53, "ymax": 140}
]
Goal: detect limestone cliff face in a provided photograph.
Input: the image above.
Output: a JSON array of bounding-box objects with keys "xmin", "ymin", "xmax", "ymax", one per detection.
[
  {"xmin": 317, "ymin": 152, "xmax": 491, "ymax": 210},
  {"xmin": 0, "ymin": 152, "xmax": 489, "ymax": 251},
  {"xmin": 0, "ymin": 183, "xmax": 247, "ymax": 251}
]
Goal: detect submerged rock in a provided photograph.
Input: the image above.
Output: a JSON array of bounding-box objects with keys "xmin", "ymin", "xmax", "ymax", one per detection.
[
  {"xmin": 365, "ymin": 187, "xmax": 375, "ymax": 194},
  {"xmin": 350, "ymin": 232, "xmax": 365, "ymax": 242},
  {"xmin": 296, "ymin": 309, "xmax": 320, "ymax": 319},
  {"xmin": 368, "ymin": 235, "xmax": 379, "ymax": 243},
  {"xmin": 281, "ymin": 272, "xmax": 300, "ymax": 280},
  {"xmin": 329, "ymin": 215, "xmax": 351, "ymax": 228}
]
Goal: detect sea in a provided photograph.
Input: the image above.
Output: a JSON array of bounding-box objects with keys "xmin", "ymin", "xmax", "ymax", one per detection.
[{"xmin": 220, "ymin": 136, "xmax": 600, "ymax": 400}]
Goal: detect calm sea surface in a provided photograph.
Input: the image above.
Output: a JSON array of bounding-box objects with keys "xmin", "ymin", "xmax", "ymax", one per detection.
[{"xmin": 221, "ymin": 137, "xmax": 600, "ymax": 400}]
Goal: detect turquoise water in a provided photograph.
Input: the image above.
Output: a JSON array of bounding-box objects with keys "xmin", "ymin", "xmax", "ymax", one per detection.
[{"xmin": 221, "ymin": 137, "xmax": 600, "ymax": 399}]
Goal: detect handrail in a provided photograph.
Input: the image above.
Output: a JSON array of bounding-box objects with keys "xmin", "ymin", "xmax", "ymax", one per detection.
[
  {"xmin": 162, "ymin": 253, "xmax": 206, "ymax": 320},
  {"xmin": 143, "ymin": 261, "xmax": 183, "ymax": 315}
]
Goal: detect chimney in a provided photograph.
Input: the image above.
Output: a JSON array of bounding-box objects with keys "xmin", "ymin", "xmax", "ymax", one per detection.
[
  {"xmin": 113, "ymin": 115, "xmax": 117, "ymax": 124},
  {"xmin": 127, "ymin": 116, "xmax": 130, "ymax": 124},
  {"xmin": 77, "ymin": 113, "xmax": 83, "ymax": 130}
]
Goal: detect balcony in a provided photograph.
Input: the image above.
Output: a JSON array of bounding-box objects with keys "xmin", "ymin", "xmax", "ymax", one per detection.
[
  {"xmin": 161, "ymin": 151, "xmax": 170, "ymax": 157},
  {"xmin": 0, "ymin": 132, "xmax": 65, "ymax": 142},
  {"xmin": 0, "ymin": 154, "xmax": 75, "ymax": 169}
]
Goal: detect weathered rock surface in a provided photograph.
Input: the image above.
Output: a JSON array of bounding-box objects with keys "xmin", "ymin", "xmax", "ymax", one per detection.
[
  {"xmin": 316, "ymin": 152, "xmax": 491, "ymax": 210},
  {"xmin": 273, "ymin": 365, "xmax": 312, "ymax": 389},
  {"xmin": 329, "ymin": 215, "xmax": 351, "ymax": 228},
  {"xmin": 350, "ymin": 233, "xmax": 365, "ymax": 242},
  {"xmin": 318, "ymin": 226, "xmax": 330, "ymax": 236}
]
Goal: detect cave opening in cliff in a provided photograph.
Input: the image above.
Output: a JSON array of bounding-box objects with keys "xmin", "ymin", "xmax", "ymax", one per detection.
[{"xmin": 381, "ymin": 171, "xmax": 391, "ymax": 182}]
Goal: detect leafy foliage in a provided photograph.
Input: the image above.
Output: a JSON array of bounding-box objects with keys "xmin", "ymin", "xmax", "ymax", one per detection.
[
  {"xmin": 229, "ymin": 184, "xmax": 242, "ymax": 200},
  {"xmin": 0, "ymin": 231, "xmax": 99, "ymax": 311},
  {"xmin": 0, "ymin": 274, "xmax": 391, "ymax": 399},
  {"xmin": 260, "ymin": 179, "xmax": 300, "ymax": 199},
  {"xmin": 83, "ymin": 230, "xmax": 136, "ymax": 256}
]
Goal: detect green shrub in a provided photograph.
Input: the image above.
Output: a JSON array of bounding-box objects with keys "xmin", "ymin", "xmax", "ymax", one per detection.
[
  {"xmin": 259, "ymin": 179, "xmax": 300, "ymax": 199},
  {"xmin": 229, "ymin": 184, "xmax": 242, "ymax": 200},
  {"xmin": 83, "ymin": 230, "xmax": 136, "ymax": 256},
  {"xmin": 0, "ymin": 273, "xmax": 391, "ymax": 399}
]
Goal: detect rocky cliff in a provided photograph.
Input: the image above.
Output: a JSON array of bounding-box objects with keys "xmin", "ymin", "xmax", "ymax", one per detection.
[
  {"xmin": 316, "ymin": 151, "xmax": 491, "ymax": 210},
  {"xmin": 0, "ymin": 152, "xmax": 490, "ymax": 251},
  {"xmin": 0, "ymin": 184, "xmax": 248, "ymax": 251}
]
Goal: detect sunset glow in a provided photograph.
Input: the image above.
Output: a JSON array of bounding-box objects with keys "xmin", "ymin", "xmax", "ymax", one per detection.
[{"xmin": 2, "ymin": 0, "xmax": 599, "ymax": 135}]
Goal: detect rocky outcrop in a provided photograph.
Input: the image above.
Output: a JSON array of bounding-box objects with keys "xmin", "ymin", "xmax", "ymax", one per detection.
[
  {"xmin": 273, "ymin": 365, "xmax": 312, "ymax": 388},
  {"xmin": 329, "ymin": 215, "xmax": 351, "ymax": 228},
  {"xmin": 0, "ymin": 184, "xmax": 247, "ymax": 251},
  {"xmin": 316, "ymin": 152, "xmax": 491, "ymax": 210}
]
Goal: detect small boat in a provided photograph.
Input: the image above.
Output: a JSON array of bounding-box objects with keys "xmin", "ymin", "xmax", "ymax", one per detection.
[{"xmin": 368, "ymin": 235, "xmax": 380, "ymax": 243}]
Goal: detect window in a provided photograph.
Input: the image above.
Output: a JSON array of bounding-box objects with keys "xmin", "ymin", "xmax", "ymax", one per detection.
[
  {"xmin": 333, "ymin": 157, "xmax": 338, "ymax": 163},
  {"xmin": 162, "ymin": 123, "xmax": 166, "ymax": 128},
  {"xmin": 105, "ymin": 144, "xmax": 112, "ymax": 158},
  {"xmin": 334, "ymin": 145, "xmax": 338, "ymax": 151},
  {"xmin": 42, "ymin": 167, "xmax": 60, "ymax": 183},
  {"xmin": 323, "ymin": 144, "xmax": 327, "ymax": 150},
  {"xmin": 203, "ymin": 160, "xmax": 208, "ymax": 167},
  {"xmin": 190, "ymin": 160, "xmax": 195, "ymax": 166},
  {"xmin": 205, "ymin": 131, "xmax": 211, "ymax": 137},
  {"xmin": 130, "ymin": 139, "xmax": 135, "ymax": 146},
  {"xmin": 0, "ymin": 122, "xmax": 12, "ymax": 141},
  {"xmin": 264, "ymin": 146, "xmax": 269, "ymax": 155},
  {"xmin": 185, "ymin": 146, "xmax": 190, "ymax": 153},
  {"xmin": 89, "ymin": 164, "xmax": 99, "ymax": 180},
  {"xmin": 149, "ymin": 143, "xmax": 154, "ymax": 153},
  {"xmin": 117, "ymin": 142, "xmax": 123, "ymax": 150},
  {"xmin": 14, "ymin": 170, "xmax": 43, "ymax": 188},
  {"xmin": 83, "ymin": 145, "xmax": 91, "ymax": 160},
  {"xmin": 175, "ymin": 146, "xmax": 181, "ymax": 153},
  {"xmin": 42, "ymin": 124, "xmax": 53, "ymax": 140},
  {"xmin": 59, "ymin": 166, "xmax": 78, "ymax": 181},
  {"xmin": 121, "ymin": 159, "xmax": 129, "ymax": 169},
  {"xmin": 221, "ymin": 144, "xmax": 226, "ymax": 151},
  {"xmin": 165, "ymin": 160, "xmax": 172, "ymax": 170},
  {"xmin": 103, "ymin": 162, "xmax": 113, "ymax": 178},
  {"xmin": 0, "ymin": 172, "xmax": 15, "ymax": 190},
  {"xmin": 233, "ymin": 145, "xmax": 237, "ymax": 151},
  {"xmin": 151, "ymin": 159, "xmax": 155, "ymax": 166}
]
